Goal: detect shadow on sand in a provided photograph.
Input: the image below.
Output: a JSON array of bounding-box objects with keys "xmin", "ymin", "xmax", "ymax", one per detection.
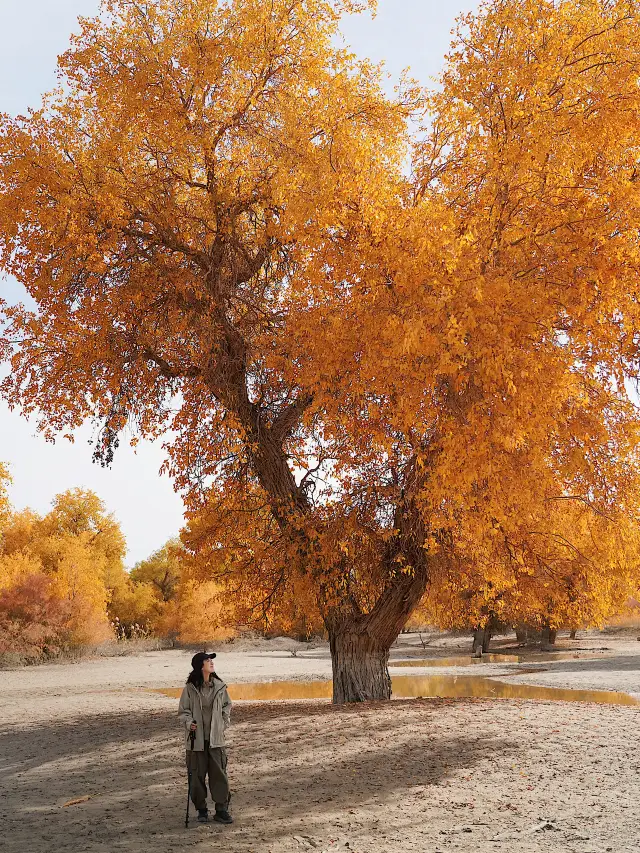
[{"xmin": 0, "ymin": 699, "xmax": 517, "ymax": 853}]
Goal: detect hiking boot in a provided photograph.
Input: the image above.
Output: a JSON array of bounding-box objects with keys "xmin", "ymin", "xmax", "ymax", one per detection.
[
  {"xmin": 213, "ymin": 807, "xmax": 233, "ymax": 824},
  {"xmin": 197, "ymin": 809, "xmax": 209, "ymax": 823}
]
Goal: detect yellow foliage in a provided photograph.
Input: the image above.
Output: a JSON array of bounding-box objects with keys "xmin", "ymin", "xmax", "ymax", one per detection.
[
  {"xmin": 0, "ymin": 485, "xmax": 124, "ymax": 654},
  {"xmin": 1, "ymin": 508, "xmax": 40, "ymax": 556},
  {"xmin": 39, "ymin": 488, "xmax": 128, "ymax": 597},
  {"xmin": 0, "ymin": 550, "xmax": 43, "ymax": 592},
  {"xmin": 130, "ymin": 539, "xmax": 182, "ymax": 602},
  {"xmin": 169, "ymin": 580, "xmax": 236, "ymax": 645},
  {"xmin": 109, "ymin": 579, "xmax": 165, "ymax": 633},
  {"xmin": 2, "ymin": 0, "xmax": 640, "ymax": 673}
]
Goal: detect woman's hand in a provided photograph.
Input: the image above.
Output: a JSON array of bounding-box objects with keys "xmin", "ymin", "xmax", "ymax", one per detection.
[{"xmin": 190, "ymin": 722, "xmax": 197, "ymax": 732}]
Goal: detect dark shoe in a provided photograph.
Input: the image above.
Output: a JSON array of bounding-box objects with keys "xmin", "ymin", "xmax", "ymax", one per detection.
[
  {"xmin": 213, "ymin": 808, "xmax": 233, "ymax": 824},
  {"xmin": 197, "ymin": 809, "xmax": 209, "ymax": 823}
]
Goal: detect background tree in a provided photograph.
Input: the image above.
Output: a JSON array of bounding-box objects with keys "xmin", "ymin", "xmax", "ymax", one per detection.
[
  {"xmin": 0, "ymin": 508, "xmax": 40, "ymax": 556},
  {"xmin": 0, "ymin": 572, "xmax": 79, "ymax": 662},
  {"xmin": 3, "ymin": 0, "xmax": 640, "ymax": 700},
  {"xmin": 413, "ymin": 499, "xmax": 640, "ymax": 650},
  {"xmin": 38, "ymin": 488, "xmax": 128, "ymax": 599},
  {"xmin": 169, "ymin": 577, "xmax": 236, "ymax": 644},
  {"xmin": 110, "ymin": 538, "xmax": 183, "ymax": 636},
  {"xmin": 110, "ymin": 537, "xmax": 239, "ymax": 642},
  {"xmin": 0, "ymin": 487, "xmax": 125, "ymax": 657},
  {"xmin": 130, "ymin": 539, "xmax": 182, "ymax": 602}
]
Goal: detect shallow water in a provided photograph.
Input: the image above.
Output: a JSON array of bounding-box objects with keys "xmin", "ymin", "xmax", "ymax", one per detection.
[
  {"xmin": 154, "ymin": 673, "xmax": 639, "ymax": 705},
  {"xmin": 391, "ymin": 654, "xmax": 520, "ymax": 667},
  {"xmin": 390, "ymin": 652, "xmax": 591, "ymax": 667}
]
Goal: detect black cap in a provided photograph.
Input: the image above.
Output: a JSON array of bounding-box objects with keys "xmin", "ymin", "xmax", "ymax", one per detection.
[{"xmin": 191, "ymin": 651, "xmax": 216, "ymax": 670}]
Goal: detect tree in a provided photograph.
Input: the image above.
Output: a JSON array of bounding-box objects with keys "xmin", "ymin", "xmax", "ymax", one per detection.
[
  {"xmin": 0, "ymin": 571, "xmax": 76, "ymax": 661},
  {"xmin": 0, "ymin": 488, "xmax": 124, "ymax": 652},
  {"xmin": 0, "ymin": 0, "xmax": 413, "ymax": 700},
  {"xmin": 0, "ymin": 507, "xmax": 40, "ymax": 556},
  {"xmin": 116, "ymin": 538, "xmax": 235, "ymax": 641},
  {"xmin": 169, "ymin": 578, "xmax": 236, "ymax": 644},
  {"xmin": 38, "ymin": 488, "xmax": 128, "ymax": 596},
  {"xmin": 109, "ymin": 538, "xmax": 183, "ymax": 636},
  {"xmin": 3, "ymin": 0, "xmax": 640, "ymax": 701},
  {"xmin": 130, "ymin": 539, "xmax": 182, "ymax": 602},
  {"xmin": 108, "ymin": 578, "xmax": 162, "ymax": 637},
  {"xmin": 414, "ymin": 499, "xmax": 640, "ymax": 649}
]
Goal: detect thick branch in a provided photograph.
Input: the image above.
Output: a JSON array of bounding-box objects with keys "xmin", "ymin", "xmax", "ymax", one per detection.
[
  {"xmin": 143, "ymin": 349, "xmax": 201, "ymax": 380},
  {"xmin": 271, "ymin": 393, "xmax": 314, "ymax": 441}
]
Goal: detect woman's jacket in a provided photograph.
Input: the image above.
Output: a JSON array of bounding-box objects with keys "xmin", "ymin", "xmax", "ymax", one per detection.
[{"xmin": 178, "ymin": 676, "xmax": 231, "ymax": 750}]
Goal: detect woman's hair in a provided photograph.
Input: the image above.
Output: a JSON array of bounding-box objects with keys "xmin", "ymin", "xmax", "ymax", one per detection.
[
  {"xmin": 186, "ymin": 668, "xmax": 216, "ymax": 688},
  {"xmin": 186, "ymin": 668, "xmax": 204, "ymax": 688}
]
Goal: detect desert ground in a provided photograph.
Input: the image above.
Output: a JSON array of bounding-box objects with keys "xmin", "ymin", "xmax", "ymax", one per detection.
[{"xmin": 0, "ymin": 630, "xmax": 638, "ymax": 853}]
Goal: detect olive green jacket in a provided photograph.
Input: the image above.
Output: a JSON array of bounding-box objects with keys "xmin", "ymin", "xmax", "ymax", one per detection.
[{"xmin": 178, "ymin": 676, "xmax": 231, "ymax": 751}]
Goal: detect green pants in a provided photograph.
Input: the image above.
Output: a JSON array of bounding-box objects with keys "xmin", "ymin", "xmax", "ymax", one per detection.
[{"xmin": 186, "ymin": 742, "xmax": 230, "ymax": 811}]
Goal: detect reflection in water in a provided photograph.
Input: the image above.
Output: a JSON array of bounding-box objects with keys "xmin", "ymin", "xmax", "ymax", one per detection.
[
  {"xmin": 391, "ymin": 655, "xmax": 520, "ymax": 667},
  {"xmin": 154, "ymin": 675, "xmax": 639, "ymax": 705},
  {"xmin": 390, "ymin": 652, "xmax": 590, "ymax": 667},
  {"xmin": 390, "ymin": 675, "xmax": 639, "ymax": 705}
]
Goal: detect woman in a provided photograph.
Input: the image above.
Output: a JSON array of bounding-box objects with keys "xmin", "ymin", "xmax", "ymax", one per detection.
[{"xmin": 178, "ymin": 651, "xmax": 233, "ymax": 824}]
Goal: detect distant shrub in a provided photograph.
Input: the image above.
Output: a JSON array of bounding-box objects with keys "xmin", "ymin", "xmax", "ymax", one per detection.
[{"xmin": 0, "ymin": 571, "xmax": 110, "ymax": 664}]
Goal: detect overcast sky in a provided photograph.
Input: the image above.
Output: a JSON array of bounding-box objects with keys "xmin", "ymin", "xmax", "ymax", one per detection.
[{"xmin": 0, "ymin": 0, "xmax": 477, "ymax": 566}]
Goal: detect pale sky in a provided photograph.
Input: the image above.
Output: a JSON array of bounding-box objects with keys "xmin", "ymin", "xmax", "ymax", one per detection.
[{"xmin": 0, "ymin": 0, "xmax": 477, "ymax": 566}]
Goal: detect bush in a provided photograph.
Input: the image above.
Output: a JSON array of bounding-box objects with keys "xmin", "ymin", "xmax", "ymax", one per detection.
[{"xmin": 0, "ymin": 571, "xmax": 110, "ymax": 663}]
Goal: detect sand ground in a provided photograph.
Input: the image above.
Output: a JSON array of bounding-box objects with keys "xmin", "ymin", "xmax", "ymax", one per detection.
[{"xmin": 0, "ymin": 631, "xmax": 638, "ymax": 853}]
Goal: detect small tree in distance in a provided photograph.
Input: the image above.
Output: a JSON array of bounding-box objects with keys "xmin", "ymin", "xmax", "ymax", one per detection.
[
  {"xmin": 130, "ymin": 539, "xmax": 182, "ymax": 602},
  {"xmin": 3, "ymin": 0, "xmax": 640, "ymax": 700}
]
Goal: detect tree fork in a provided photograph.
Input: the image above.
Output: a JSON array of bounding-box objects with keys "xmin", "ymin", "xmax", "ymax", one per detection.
[
  {"xmin": 326, "ymin": 563, "xmax": 430, "ymax": 703},
  {"xmin": 208, "ymin": 338, "xmax": 432, "ymax": 703}
]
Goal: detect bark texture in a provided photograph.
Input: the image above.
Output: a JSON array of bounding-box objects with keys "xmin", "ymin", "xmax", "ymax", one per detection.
[
  {"xmin": 330, "ymin": 629, "xmax": 392, "ymax": 703},
  {"xmin": 326, "ymin": 546, "xmax": 431, "ymax": 702}
]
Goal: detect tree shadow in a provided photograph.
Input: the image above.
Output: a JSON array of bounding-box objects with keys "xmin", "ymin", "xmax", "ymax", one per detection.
[{"xmin": 0, "ymin": 698, "xmax": 518, "ymax": 853}]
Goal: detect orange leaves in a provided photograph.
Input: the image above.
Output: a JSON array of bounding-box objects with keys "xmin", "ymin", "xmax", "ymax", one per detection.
[
  {"xmin": 0, "ymin": 484, "xmax": 127, "ymax": 658},
  {"xmin": 2, "ymin": 0, "xmax": 640, "ymax": 650}
]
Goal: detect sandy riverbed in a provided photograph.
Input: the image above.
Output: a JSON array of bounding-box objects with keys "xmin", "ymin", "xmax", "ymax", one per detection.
[{"xmin": 0, "ymin": 631, "xmax": 638, "ymax": 853}]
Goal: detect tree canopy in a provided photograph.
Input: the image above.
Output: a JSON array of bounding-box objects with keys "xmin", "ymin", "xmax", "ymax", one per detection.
[{"xmin": 2, "ymin": 0, "xmax": 640, "ymax": 699}]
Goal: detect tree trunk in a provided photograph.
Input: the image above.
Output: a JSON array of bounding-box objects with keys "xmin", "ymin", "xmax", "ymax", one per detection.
[
  {"xmin": 325, "ymin": 548, "xmax": 430, "ymax": 702},
  {"xmin": 515, "ymin": 625, "xmax": 528, "ymax": 644},
  {"xmin": 483, "ymin": 630, "xmax": 492, "ymax": 653},
  {"xmin": 211, "ymin": 349, "xmax": 435, "ymax": 703},
  {"xmin": 541, "ymin": 625, "xmax": 557, "ymax": 651},
  {"xmin": 472, "ymin": 628, "xmax": 482, "ymax": 656},
  {"xmin": 569, "ymin": 629, "xmax": 577, "ymax": 640},
  {"xmin": 472, "ymin": 626, "xmax": 492, "ymax": 656},
  {"xmin": 330, "ymin": 628, "xmax": 392, "ymax": 703}
]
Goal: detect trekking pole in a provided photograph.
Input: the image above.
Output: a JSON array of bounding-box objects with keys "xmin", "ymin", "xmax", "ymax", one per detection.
[{"xmin": 185, "ymin": 727, "xmax": 196, "ymax": 828}]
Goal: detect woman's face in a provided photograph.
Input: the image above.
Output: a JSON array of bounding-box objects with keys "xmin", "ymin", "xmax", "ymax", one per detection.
[{"xmin": 202, "ymin": 657, "xmax": 215, "ymax": 678}]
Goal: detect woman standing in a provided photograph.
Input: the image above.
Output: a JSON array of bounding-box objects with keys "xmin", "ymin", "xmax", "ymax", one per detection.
[{"xmin": 178, "ymin": 651, "xmax": 233, "ymax": 824}]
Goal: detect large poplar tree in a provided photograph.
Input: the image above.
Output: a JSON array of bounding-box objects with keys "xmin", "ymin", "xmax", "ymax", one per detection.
[{"xmin": 2, "ymin": 0, "xmax": 640, "ymax": 701}]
